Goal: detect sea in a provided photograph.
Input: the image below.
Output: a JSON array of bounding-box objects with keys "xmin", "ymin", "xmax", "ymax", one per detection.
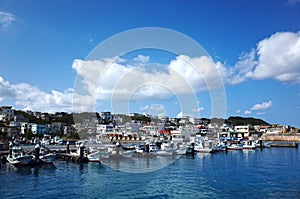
[{"xmin": 0, "ymin": 147, "xmax": 299, "ymax": 199}]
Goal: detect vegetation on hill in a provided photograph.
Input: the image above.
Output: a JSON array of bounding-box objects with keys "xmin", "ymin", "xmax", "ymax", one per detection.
[
  {"xmin": 131, "ymin": 115, "xmax": 151, "ymax": 123},
  {"xmin": 226, "ymin": 116, "xmax": 269, "ymax": 126},
  {"xmin": 14, "ymin": 110, "xmax": 48, "ymax": 124},
  {"xmin": 52, "ymin": 114, "xmax": 74, "ymax": 124}
]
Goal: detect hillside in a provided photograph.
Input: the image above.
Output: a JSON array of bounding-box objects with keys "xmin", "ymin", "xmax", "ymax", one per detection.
[{"xmin": 226, "ymin": 116, "xmax": 269, "ymax": 126}]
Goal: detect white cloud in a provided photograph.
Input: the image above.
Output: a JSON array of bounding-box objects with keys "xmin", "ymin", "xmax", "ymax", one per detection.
[
  {"xmin": 244, "ymin": 110, "xmax": 252, "ymax": 115},
  {"xmin": 139, "ymin": 105, "xmax": 149, "ymax": 112},
  {"xmin": 223, "ymin": 50, "xmax": 257, "ymax": 85},
  {"xmin": 256, "ymin": 112, "xmax": 266, "ymax": 115},
  {"xmin": 133, "ymin": 55, "xmax": 150, "ymax": 63},
  {"xmin": 221, "ymin": 31, "xmax": 300, "ymax": 84},
  {"xmin": 149, "ymin": 104, "xmax": 165, "ymax": 114},
  {"xmin": 0, "ymin": 11, "xmax": 15, "ymax": 28},
  {"xmin": 72, "ymin": 55, "xmax": 225, "ymax": 106},
  {"xmin": 250, "ymin": 100, "xmax": 273, "ymax": 111},
  {"xmin": 192, "ymin": 107, "xmax": 204, "ymax": 112},
  {"xmin": 0, "ymin": 76, "xmax": 73, "ymax": 113},
  {"xmin": 236, "ymin": 109, "xmax": 241, "ymax": 114},
  {"xmin": 248, "ymin": 31, "xmax": 300, "ymax": 83},
  {"xmin": 72, "ymin": 30, "xmax": 300, "ymax": 113}
]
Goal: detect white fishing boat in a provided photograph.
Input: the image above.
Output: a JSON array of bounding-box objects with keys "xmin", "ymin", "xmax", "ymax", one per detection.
[
  {"xmin": 242, "ymin": 140, "xmax": 256, "ymax": 150},
  {"xmin": 156, "ymin": 141, "xmax": 175, "ymax": 156},
  {"xmin": 175, "ymin": 146, "xmax": 188, "ymax": 155},
  {"xmin": 212, "ymin": 142, "xmax": 227, "ymax": 152},
  {"xmin": 38, "ymin": 145, "xmax": 56, "ymax": 163},
  {"xmin": 227, "ymin": 143, "xmax": 243, "ymax": 150},
  {"xmin": 40, "ymin": 153, "xmax": 56, "ymax": 163},
  {"xmin": 87, "ymin": 150, "xmax": 101, "ymax": 162},
  {"xmin": 194, "ymin": 141, "xmax": 215, "ymax": 153},
  {"xmin": 6, "ymin": 145, "xmax": 33, "ymax": 165}
]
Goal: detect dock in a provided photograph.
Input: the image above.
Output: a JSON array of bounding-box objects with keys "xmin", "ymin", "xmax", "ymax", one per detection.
[{"xmin": 270, "ymin": 142, "xmax": 298, "ymax": 148}]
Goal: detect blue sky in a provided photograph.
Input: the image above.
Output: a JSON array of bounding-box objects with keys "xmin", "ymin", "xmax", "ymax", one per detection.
[{"xmin": 0, "ymin": 0, "xmax": 300, "ymax": 127}]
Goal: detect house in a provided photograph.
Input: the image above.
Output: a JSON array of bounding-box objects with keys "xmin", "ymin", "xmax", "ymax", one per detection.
[
  {"xmin": 30, "ymin": 123, "xmax": 47, "ymax": 134},
  {"xmin": 0, "ymin": 106, "xmax": 14, "ymax": 122},
  {"xmin": 41, "ymin": 113, "xmax": 51, "ymax": 122},
  {"xmin": 234, "ymin": 125, "xmax": 255, "ymax": 137}
]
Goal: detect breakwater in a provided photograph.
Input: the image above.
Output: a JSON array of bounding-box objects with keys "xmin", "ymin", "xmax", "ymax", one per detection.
[{"xmin": 262, "ymin": 134, "xmax": 300, "ymax": 142}]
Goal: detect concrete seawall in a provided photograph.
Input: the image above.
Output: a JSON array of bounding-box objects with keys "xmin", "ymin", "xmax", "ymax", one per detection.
[{"xmin": 262, "ymin": 135, "xmax": 300, "ymax": 142}]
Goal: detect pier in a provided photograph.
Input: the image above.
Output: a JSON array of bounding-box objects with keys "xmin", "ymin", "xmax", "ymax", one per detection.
[{"xmin": 270, "ymin": 142, "xmax": 298, "ymax": 148}]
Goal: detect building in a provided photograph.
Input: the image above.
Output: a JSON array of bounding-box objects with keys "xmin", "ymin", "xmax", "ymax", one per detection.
[
  {"xmin": 30, "ymin": 123, "xmax": 47, "ymax": 134},
  {"xmin": 0, "ymin": 106, "xmax": 14, "ymax": 122},
  {"xmin": 234, "ymin": 125, "xmax": 255, "ymax": 137},
  {"xmin": 101, "ymin": 112, "xmax": 114, "ymax": 122},
  {"xmin": 41, "ymin": 113, "xmax": 51, "ymax": 122}
]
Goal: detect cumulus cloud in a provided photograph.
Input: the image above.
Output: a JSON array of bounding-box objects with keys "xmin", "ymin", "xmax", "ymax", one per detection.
[
  {"xmin": 248, "ymin": 31, "xmax": 300, "ymax": 83},
  {"xmin": 4, "ymin": 30, "xmax": 300, "ymax": 114},
  {"xmin": 0, "ymin": 11, "xmax": 15, "ymax": 28},
  {"xmin": 72, "ymin": 55, "xmax": 225, "ymax": 105},
  {"xmin": 71, "ymin": 30, "xmax": 300, "ymax": 113},
  {"xmin": 192, "ymin": 107, "xmax": 204, "ymax": 112},
  {"xmin": 139, "ymin": 105, "xmax": 149, "ymax": 112},
  {"xmin": 250, "ymin": 100, "xmax": 273, "ymax": 111},
  {"xmin": 256, "ymin": 112, "xmax": 266, "ymax": 115},
  {"xmin": 244, "ymin": 110, "xmax": 252, "ymax": 115},
  {"xmin": 223, "ymin": 50, "xmax": 257, "ymax": 85},
  {"xmin": 222, "ymin": 31, "xmax": 300, "ymax": 84},
  {"xmin": 243, "ymin": 100, "xmax": 273, "ymax": 116},
  {"xmin": 149, "ymin": 104, "xmax": 166, "ymax": 116},
  {"xmin": 0, "ymin": 76, "xmax": 73, "ymax": 113},
  {"xmin": 133, "ymin": 55, "xmax": 150, "ymax": 63}
]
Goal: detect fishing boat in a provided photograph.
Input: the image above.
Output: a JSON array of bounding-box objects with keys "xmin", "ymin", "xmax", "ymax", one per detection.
[
  {"xmin": 6, "ymin": 145, "xmax": 33, "ymax": 165},
  {"xmin": 39, "ymin": 146, "xmax": 56, "ymax": 163},
  {"xmin": 213, "ymin": 142, "xmax": 227, "ymax": 152},
  {"xmin": 242, "ymin": 140, "xmax": 256, "ymax": 150},
  {"xmin": 227, "ymin": 143, "xmax": 243, "ymax": 150},
  {"xmin": 194, "ymin": 141, "xmax": 215, "ymax": 153},
  {"xmin": 156, "ymin": 141, "xmax": 175, "ymax": 156}
]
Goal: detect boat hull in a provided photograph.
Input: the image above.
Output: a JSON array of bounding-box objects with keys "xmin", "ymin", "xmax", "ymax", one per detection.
[{"xmin": 6, "ymin": 155, "xmax": 33, "ymax": 165}]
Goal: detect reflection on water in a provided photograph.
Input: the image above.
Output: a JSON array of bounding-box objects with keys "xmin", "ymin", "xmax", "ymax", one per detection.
[{"xmin": 100, "ymin": 154, "xmax": 181, "ymax": 173}]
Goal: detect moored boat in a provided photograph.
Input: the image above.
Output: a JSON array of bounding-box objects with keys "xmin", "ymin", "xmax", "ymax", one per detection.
[
  {"xmin": 242, "ymin": 140, "xmax": 256, "ymax": 150},
  {"xmin": 227, "ymin": 143, "xmax": 243, "ymax": 150},
  {"xmin": 37, "ymin": 145, "xmax": 56, "ymax": 164},
  {"xmin": 194, "ymin": 141, "xmax": 215, "ymax": 153},
  {"xmin": 6, "ymin": 144, "xmax": 33, "ymax": 166}
]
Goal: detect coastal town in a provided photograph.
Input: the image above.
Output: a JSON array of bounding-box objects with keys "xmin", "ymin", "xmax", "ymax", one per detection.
[{"xmin": 0, "ymin": 105, "xmax": 299, "ymax": 165}]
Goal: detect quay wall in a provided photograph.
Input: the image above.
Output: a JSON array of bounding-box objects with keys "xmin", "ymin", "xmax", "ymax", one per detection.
[{"xmin": 262, "ymin": 134, "xmax": 300, "ymax": 142}]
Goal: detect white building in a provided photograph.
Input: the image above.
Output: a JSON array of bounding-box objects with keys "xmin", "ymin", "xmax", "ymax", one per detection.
[
  {"xmin": 234, "ymin": 125, "xmax": 255, "ymax": 137},
  {"xmin": 96, "ymin": 124, "xmax": 114, "ymax": 134},
  {"xmin": 141, "ymin": 125, "xmax": 162, "ymax": 136}
]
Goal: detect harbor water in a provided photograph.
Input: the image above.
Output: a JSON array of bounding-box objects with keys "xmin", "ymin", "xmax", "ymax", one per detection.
[{"xmin": 0, "ymin": 147, "xmax": 299, "ymax": 199}]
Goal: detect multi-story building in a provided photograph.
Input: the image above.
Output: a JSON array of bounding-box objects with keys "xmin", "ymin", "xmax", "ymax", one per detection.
[
  {"xmin": 234, "ymin": 124, "xmax": 255, "ymax": 137},
  {"xmin": 0, "ymin": 106, "xmax": 14, "ymax": 122},
  {"xmin": 30, "ymin": 123, "xmax": 47, "ymax": 134}
]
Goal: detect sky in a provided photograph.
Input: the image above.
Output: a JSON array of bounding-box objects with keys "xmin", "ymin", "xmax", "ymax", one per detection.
[{"xmin": 0, "ymin": 0, "xmax": 300, "ymax": 127}]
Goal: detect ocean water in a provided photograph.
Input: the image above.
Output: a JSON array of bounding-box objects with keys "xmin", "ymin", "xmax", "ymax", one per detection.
[{"xmin": 0, "ymin": 147, "xmax": 299, "ymax": 199}]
